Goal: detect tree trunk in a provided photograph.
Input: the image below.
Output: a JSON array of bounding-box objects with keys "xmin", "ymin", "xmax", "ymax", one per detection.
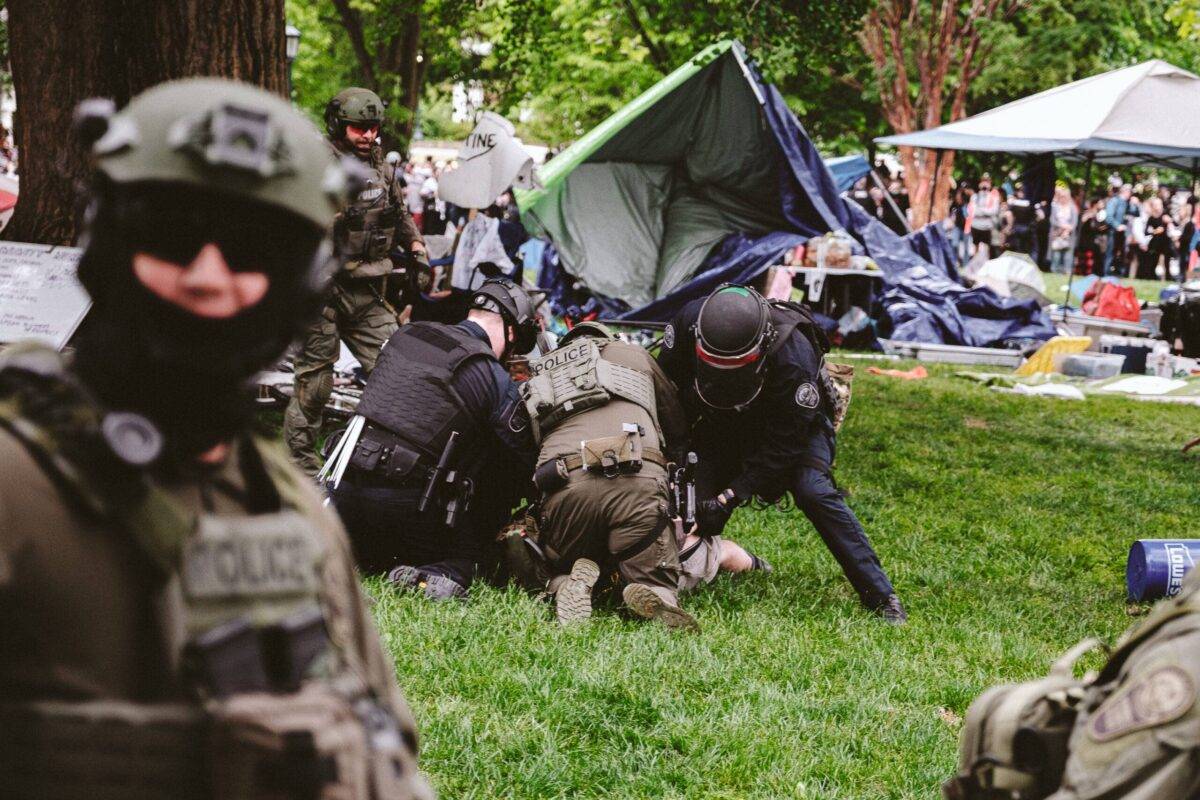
[{"xmin": 4, "ymin": 0, "xmax": 287, "ymax": 246}]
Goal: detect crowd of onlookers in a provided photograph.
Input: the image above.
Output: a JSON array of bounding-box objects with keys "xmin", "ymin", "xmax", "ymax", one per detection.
[
  {"xmin": 947, "ymin": 172, "xmax": 1198, "ymax": 282},
  {"xmin": 400, "ymin": 154, "xmax": 521, "ymax": 237},
  {"xmin": 853, "ymin": 166, "xmax": 1200, "ymax": 282}
]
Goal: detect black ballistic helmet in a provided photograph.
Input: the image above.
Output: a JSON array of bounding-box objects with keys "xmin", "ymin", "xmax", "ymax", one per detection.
[
  {"xmin": 693, "ymin": 284, "xmax": 775, "ymax": 411},
  {"xmin": 469, "ymin": 278, "xmax": 541, "ymax": 356}
]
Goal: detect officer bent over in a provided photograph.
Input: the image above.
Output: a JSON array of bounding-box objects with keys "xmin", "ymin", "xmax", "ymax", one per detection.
[
  {"xmin": 945, "ymin": 565, "xmax": 1200, "ymax": 800},
  {"xmin": 284, "ymin": 87, "xmax": 428, "ymax": 474},
  {"xmin": 657, "ymin": 284, "xmax": 907, "ymax": 624},
  {"xmin": 328, "ymin": 278, "xmax": 539, "ymax": 600},
  {"xmin": 520, "ymin": 322, "xmax": 699, "ymax": 630},
  {"xmin": 0, "ymin": 80, "xmax": 431, "ymax": 799}
]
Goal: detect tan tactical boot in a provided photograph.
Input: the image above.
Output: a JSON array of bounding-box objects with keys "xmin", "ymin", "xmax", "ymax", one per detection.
[
  {"xmin": 622, "ymin": 584, "xmax": 700, "ymax": 632},
  {"xmin": 554, "ymin": 558, "xmax": 600, "ymax": 625}
]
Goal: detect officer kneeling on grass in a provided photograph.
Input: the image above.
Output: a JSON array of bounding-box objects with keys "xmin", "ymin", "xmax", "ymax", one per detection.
[
  {"xmin": 945, "ymin": 565, "xmax": 1200, "ymax": 800},
  {"xmin": 0, "ymin": 79, "xmax": 430, "ymax": 799},
  {"xmin": 656, "ymin": 284, "xmax": 907, "ymax": 624},
  {"xmin": 511, "ymin": 322, "xmax": 700, "ymax": 630},
  {"xmin": 326, "ymin": 278, "xmax": 539, "ymax": 600}
]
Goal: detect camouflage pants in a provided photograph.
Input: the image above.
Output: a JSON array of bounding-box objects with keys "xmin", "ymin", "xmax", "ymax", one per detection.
[
  {"xmin": 539, "ymin": 467, "xmax": 683, "ymax": 605},
  {"xmin": 284, "ymin": 280, "xmax": 397, "ymax": 473}
]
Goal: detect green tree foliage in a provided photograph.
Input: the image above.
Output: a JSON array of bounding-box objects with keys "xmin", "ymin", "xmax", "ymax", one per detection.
[
  {"xmin": 1167, "ymin": 0, "xmax": 1200, "ymax": 39},
  {"xmin": 287, "ymin": 0, "xmax": 872, "ymax": 148},
  {"xmin": 288, "ymin": 0, "xmax": 1198, "ymax": 158}
]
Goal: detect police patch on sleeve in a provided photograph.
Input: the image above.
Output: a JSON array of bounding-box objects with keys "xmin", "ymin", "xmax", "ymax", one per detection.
[
  {"xmin": 795, "ymin": 382, "xmax": 820, "ymax": 409},
  {"xmin": 662, "ymin": 323, "xmax": 675, "ymax": 350},
  {"xmin": 1087, "ymin": 665, "xmax": 1196, "ymax": 742}
]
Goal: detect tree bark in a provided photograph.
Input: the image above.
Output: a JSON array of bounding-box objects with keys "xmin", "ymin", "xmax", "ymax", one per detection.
[
  {"xmin": 861, "ymin": 0, "xmax": 1023, "ymax": 228},
  {"xmin": 4, "ymin": 0, "xmax": 287, "ymax": 246}
]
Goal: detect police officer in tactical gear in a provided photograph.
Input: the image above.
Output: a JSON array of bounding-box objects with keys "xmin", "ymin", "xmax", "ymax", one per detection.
[
  {"xmin": 518, "ymin": 321, "xmax": 699, "ymax": 630},
  {"xmin": 327, "ymin": 277, "xmax": 539, "ymax": 600},
  {"xmin": 657, "ymin": 284, "xmax": 907, "ymax": 624},
  {"xmin": 0, "ymin": 79, "xmax": 431, "ymax": 800},
  {"xmin": 945, "ymin": 565, "xmax": 1200, "ymax": 800},
  {"xmin": 284, "ymin": 86, "xmax": 428, "ymax": 474}
]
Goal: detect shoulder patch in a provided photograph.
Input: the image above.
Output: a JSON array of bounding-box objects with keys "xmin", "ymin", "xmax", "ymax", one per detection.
[
  {"xmin": 1088, "ymin": 665, "xmax": 1196, "ymax": 742},
  {"xmin": 795, "ymin": 382, "xmax": 820, "ymax": 409},
  {"xmin": 662, "ymin": 324, "xmax": 675, "ymax": 350}
]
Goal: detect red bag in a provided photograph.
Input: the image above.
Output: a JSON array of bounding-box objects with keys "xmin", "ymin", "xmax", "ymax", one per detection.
[{"xmin": 1082, "ymin": 281, "xmax": 1140, "ymax": 322}]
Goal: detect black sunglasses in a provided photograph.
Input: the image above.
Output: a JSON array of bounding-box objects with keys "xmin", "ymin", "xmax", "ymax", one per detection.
[{"xmin": 114, "ymin": 185, "xmax": 321, "ymax": 276}]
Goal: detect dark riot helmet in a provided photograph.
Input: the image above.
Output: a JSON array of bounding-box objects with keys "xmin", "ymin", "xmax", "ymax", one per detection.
[
  {"xmin": 469, "ymin": 278, "xmax": 541, "ymax": 357},
  {"xmin": 693, "ymin": 284, "xmax": 775, "ymax": 412}
]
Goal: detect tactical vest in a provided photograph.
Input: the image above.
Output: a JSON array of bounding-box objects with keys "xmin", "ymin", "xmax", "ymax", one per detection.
[
  {"xmin": 945, "ymin": 572, "xmax": 1200, "ymax": 800},
  {"xmin": 356, "ymin": 322, "xmax": 494, "ymax": 466},
  {"xmin": 520, "ymin": 333, "xmax": 659, "ymax": 445},
  {"xmin": 0, "ymin": 342, "xmax": 424, "ymax": 800},
  {"xmin": 767, "ymin": 300, "xmax": 839, "ymax": 422},
  {"xmin": 336, "ymin": 147, "xmax": 403, "ymax": 278}
]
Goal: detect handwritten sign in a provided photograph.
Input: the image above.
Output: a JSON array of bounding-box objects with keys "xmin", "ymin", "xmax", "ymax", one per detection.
[{"xmin": 0, "ymin": 242, "xmax": 90, "ymax": 351}]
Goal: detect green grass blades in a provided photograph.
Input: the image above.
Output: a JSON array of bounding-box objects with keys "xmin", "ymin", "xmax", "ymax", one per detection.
[{"xmin": 360, "ymin": 363, "xmax": 1200, "ymax": 799}]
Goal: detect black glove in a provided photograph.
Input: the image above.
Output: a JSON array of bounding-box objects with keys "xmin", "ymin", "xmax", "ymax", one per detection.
[{"xmin": 695, "ymin": 494, "xmax": 734, "ymax": 539}]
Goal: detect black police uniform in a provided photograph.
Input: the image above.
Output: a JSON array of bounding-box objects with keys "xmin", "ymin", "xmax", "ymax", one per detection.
[
  {"xmin": 332, "ymin": 319, "xmax": 536, "ymax": 587},
  {"xmin": 657, "ymin": 299, "xmax": 897, "ymax": 608}
]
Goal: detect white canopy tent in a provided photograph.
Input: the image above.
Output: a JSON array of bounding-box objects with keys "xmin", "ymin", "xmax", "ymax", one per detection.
[{"xmin": 877, "ymin": 60, "xmax": 1200, "ymax": 174}]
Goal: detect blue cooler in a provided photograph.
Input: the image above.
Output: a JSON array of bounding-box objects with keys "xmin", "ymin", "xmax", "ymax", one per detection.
[{"xmin": 1126, "ymin": 539, "xmax": 1200, "ymax": 601}]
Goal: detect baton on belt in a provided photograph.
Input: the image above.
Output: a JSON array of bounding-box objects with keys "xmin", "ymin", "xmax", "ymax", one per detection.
[{"xmin": 419, "ymin": 431, "xmax": 459, "ymax": 514}]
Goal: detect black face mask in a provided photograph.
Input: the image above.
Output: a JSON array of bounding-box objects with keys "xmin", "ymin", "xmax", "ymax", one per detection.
[
  {"xmin": 73, "ymin": 184, "xmax": 329, "ymax": 459},
  {"xmin": 693, "ymin": 359, "xmax": 767, "ymax": 413}
]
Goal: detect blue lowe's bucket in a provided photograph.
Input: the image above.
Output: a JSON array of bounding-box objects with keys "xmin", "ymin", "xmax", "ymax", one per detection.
[{"xmin": 1126, "ymin": 540, "xmax": 1200, "ymax": 601}]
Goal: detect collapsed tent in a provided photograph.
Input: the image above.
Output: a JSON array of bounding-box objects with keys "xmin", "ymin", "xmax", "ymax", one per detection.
[{"xmin": 518, "ymin": 40, "xmax": 1054, "ymax": 346}]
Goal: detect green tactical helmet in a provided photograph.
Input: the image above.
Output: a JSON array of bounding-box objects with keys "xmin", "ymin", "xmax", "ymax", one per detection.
[
  {"xmin": 558, "ymin": 320, "xmax": 617, "ymax": 347},
  {"xmin": 324, "ymin": 87, "xmax": 385, "ymax": 139},
  {"xmin": 78, "ymin": 77, "xmax": 348, "ymax": 232}
]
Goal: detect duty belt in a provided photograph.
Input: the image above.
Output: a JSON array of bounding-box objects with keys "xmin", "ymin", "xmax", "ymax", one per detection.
[
  {"xmin": 557, "ymin": 448, "xmax": 667, "ymax": 473},
  {"xmin": 536, "ymin": 448, "xmax": 668, "ymax": 480}
]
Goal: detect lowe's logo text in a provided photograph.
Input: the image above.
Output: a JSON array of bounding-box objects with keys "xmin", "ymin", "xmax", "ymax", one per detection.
[{"xmin": 1165, "ymin": 543, "xmax": 1196, "ymax": 597}]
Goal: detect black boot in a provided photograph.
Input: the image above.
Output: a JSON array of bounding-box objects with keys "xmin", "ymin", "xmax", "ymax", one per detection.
[{"xmin": 866, "ymin": 594, "xmax": 908, "ymax": 625}]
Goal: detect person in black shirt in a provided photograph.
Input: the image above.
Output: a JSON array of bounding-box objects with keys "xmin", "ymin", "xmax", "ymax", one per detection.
[
  {"xmin": 858, "ymin": 185, "xmax": 907, "ymax": 235},
  {"xmin": 1139, "ymin": 196, "xmax": 1175, "ymax": 280},
  {"xmin": 328, "ymin": 278, "xmax": 540, "ymax": 599}
]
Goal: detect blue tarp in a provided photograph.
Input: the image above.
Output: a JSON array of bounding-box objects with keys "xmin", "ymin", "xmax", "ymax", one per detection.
[
  {"xmin": 824, "ymin": 154, "xmax": 872, "ymax": 194},
  {"xmin": 536, "ymin": 47, "xmax": 1054, "ymax": 347}
]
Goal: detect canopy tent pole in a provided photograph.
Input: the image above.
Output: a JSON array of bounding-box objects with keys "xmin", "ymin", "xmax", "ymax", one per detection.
[
  {"xmin": 870, "ymin": 169, "xmax": 912, "ymax": 233},
  {"xmin": 1192, "ymin": 158, "xmax": 1198, "ymax": 195},
  {"xmin": 1064, "ymin": 153, "xmax": 1094, "ymax": 310},
  {"xmin": 929, "ymin": 148, "xmax": 945, "ymax": 230}
]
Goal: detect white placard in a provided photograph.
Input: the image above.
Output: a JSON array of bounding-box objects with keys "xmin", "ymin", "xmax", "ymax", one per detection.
[{"xmin": 0, "ymin": 242, "xmax": 90, "ymax": 351}]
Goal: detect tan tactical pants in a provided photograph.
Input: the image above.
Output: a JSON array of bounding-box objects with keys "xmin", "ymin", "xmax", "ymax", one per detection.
[
  {"xmin": 284, "ymin": 279, "xmax": 397, "ymax": 474},
  {"xmin": 539, "ymin": 466, "xmax": 683, "ymax": 604}
]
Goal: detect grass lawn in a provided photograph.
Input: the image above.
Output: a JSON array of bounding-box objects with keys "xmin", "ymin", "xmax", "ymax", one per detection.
[{"xmin": 323, "ymin": 361, "xmax": 1199, "ymax": 799}]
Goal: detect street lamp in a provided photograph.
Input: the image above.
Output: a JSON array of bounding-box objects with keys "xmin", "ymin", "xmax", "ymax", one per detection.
[{"xmin": 285, "ymin": 24, "xmax": 301, "ymax": 97}]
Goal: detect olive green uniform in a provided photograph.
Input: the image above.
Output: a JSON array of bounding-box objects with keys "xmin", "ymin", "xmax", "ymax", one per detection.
[
  {"xmin": 946, "ymin": 567, "xmax": 1200, "ymax": 800},
  {"xmin": 0, "ymin": 363, "xmax": 432, "ymax": 799},
  {"xmin": 530, "ymin": 335, "xmax": 690, "ymax": 604},
  {"xmin": 284, "ymin": 143, "xmax": 424, "ymax": 473},
  {"xmin": 1047, "ymin": 570, "xmax": 1200, "ymax": 800}
]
